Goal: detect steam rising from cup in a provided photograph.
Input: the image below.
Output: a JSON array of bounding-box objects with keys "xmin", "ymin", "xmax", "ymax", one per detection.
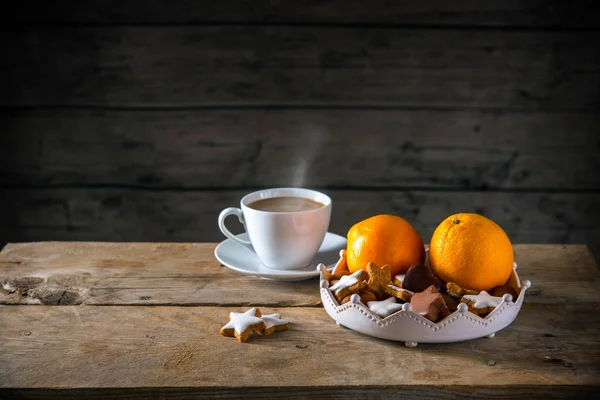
[{"xmin": 291, "ymin": 128, "xmax": 329, "ymax": 187}]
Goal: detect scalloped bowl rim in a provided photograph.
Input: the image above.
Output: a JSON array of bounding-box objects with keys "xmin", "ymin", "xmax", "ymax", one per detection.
[{"xmin": 318, "ymin": 256, "xmax": 532, "ymax": 345}]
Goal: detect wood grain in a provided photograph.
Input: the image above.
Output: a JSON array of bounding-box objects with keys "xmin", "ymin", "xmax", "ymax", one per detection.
[
  {"xmin": 0, "ymin": 243, "xmax": 597, "ymax": 305},
  {"xmin": 0, "ymin": 304, "xmax": 599, "ymax": 390},
  {"xmin": 0, "ymin": 242, "xmax": 323, "ymax": 306},
  {"xmin": 4, "ymin": 0, "xmax": 599, "ymax": 28},
  {"xmin": 2, "ymin": 109, "xmax": 598, "ymax": 190},
  {"xmin": 1, "ymin": 188, "xmax": 598, "ymax": 252},
  {"xmin": 1, "ymin": 27, "xmax": 598, "ymax": 109}
]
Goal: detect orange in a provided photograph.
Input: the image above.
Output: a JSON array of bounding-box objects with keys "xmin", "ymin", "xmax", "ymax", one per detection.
[
  {"xmin": 429, "ymin": 213, "xmax": 513, "ymax": 292},
  {"xmin": 347, "ymin": 214, "xmax": 425, "ymax": 276}
]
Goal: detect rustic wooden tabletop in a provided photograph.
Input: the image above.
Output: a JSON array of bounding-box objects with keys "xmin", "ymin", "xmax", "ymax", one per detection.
[{"xmin": 1, "ymin": 242, "xmax": 599, "ymax": 398}]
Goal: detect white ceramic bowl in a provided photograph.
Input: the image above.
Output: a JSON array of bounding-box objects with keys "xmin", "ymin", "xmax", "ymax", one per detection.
[{"xmin": 318, "ymin": 251, "xmax": 532, "ymax": 347}]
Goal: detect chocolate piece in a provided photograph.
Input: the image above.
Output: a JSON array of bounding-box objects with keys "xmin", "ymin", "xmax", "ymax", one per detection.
[
  {"xmin": 491, "ymin": 284, "xmax": 518, "ymax": 300},
  {"xmin": 402, "ymin": 264, "xmax": 441, "ymax": 293},
  {"xmin": 438, "ymin": 307, "xmax": 452, "ymax": 320},
  {"xmin": 410, "ymin": 285, "xmax": 446, "ymax": 322},
  {"xmin": 441, "ymin": 293, "xmax": 459, "ymax": 312}
]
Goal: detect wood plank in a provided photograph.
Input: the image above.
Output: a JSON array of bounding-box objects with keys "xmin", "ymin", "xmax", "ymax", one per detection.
[
  {"xmin": 1, "ymin": 304, "xmax": 599, "ymax": 391},
  {"xmin": 1, "ymin": 189, "xmax": 598, "ymax": 253},
  {"xmin": 4, "ymin": 0, "xmax": 600, "ymax": 28},
  {"xmin": 1, "ymin": 27, "xmax": 598, "ymax": 109},
  {"xmin": 0, "ymin": 242, "xmax": 323, "ymax": 307},
  {"xmin": 1, "ymin": 109, "xmax": 598, "ymax": 190},
  {"xmin": 0, "ymin": 243, "xmax": 598, "ymax": 305},
  {"xmin": 3, "ymin": 386, "xmax": 600, "ymax": 400}
]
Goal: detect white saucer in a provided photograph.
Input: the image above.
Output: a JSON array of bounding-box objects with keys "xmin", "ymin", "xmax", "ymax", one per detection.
[{"xmin": 214, "ymin": 232, "xmax": 347, "ymax": 281}]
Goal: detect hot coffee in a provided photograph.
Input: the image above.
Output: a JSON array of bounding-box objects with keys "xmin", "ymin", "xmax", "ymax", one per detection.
[
  {"xmin": 218, "ymin": 188, "xmax": 332, "ymax": 269},
  {"xmin": 248, "ymin": 196, "xmax": 324, "ymax": 213}
]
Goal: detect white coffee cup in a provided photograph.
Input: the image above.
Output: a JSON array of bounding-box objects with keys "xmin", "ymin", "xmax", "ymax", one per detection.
[{"xmin": 218, "ymin": 188, "xmax": 332, "ymax": 270}]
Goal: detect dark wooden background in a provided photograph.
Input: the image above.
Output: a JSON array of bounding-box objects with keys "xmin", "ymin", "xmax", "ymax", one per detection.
[{"xmin": 1, "ymin": 1, "xmax": 599, "ymax": 257}]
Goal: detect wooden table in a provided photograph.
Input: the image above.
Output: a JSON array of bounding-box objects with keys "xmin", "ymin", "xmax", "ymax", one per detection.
[{"xmin": 1, "ymin": 242, "xmax": 599, "ymax": 398}]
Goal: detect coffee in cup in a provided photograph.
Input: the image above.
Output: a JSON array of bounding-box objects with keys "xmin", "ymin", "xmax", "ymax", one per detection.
[
  {"xmin": 218, "ymin": 188, "xmax": 331, "ymax": 270},
  {"xmin": 247, "ymin": 197, "xmax": 325, "ymax": 212}
]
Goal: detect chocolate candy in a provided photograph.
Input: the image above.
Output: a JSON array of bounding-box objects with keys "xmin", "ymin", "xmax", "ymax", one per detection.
[
  {"xmin": 402, "ymin": 264, "xmax": 441, "ymax": 293},
  {"xmin": 438, "ymin": 307, "xmax": 452, "ymax": 320},
  {"xmin": 491, "ymin": 284, "xmax": 518, "ymax": 300},
  {"xmin": 410, "ymin": 285, "xmax": 446, "ymax": 322},
  {"xmin": 441, "ymin": 293, "xmax": 459, "ymax": 312}
]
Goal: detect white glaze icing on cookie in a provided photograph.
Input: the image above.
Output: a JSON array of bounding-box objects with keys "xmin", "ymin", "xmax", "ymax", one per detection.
[
  {"xmin": 222, "ymin": 308, "xmax": 264, "ymax": 334},
  {"xmin": 394, "ymin": 274, "xmax": 405, "ymax": 283},
  {"xmin": 463, "ymin": 291, "xmax": 503, "ymax": 309},
  {"xmin": 329, "ymin": 270, "xmax": 363, "ymax": 293},
  {"xmin": 261, "ymin": 313, "xmax": 288, "ymax": 329},
  {"xmin": 367, "ymin": 297, "xmax": 403, "ymax": 318}
]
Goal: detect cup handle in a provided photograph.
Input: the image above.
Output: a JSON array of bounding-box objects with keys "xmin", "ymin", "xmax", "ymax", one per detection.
[{"xmin": 218, "ymin": 207, "xmax": 254, "ymax": 250}]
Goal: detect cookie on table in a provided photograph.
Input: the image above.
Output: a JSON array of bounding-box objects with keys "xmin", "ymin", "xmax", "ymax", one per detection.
[
  {"xmin": 220, "ymin": 308, "xmax": 266, "ymax": 343},
  {"xmin": 258, "ymin": 313, "xmax": 290, "ymax": 336}
]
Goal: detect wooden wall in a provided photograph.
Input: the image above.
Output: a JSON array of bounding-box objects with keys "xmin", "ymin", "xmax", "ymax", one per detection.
[{"xmin": 1, "ymin": 1, "xmax": 599, "ymax": 256}]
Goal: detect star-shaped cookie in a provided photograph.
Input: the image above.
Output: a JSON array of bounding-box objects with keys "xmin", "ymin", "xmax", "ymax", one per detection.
[
  {"xmin": 460, "ymin": 291, "xmax": 504, "ymax": 316},
  {"xmin": 365, "ymin": 262, "xmax": 413, "ymax": 301},
  {"xmin": 367, "ymin": 297, "xmax": 403, "ymax": 318},
  {"xmin": 329, "ymin": 269, "xmax": 367, "ymax": 302},
  {"xmin": 385, "ymin": 283, "xmax": 414, "ymax": 302},
  {"xmin": 366, "ymin": 262, "xmax": 391, "ymax": 296},
  {"xmin": 259, "ymin": 313, "xmax": 291, "ymax": 336},
  {"xmin": 220, "ymin": 308, "xmax": 266, "ymax": 342}
]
